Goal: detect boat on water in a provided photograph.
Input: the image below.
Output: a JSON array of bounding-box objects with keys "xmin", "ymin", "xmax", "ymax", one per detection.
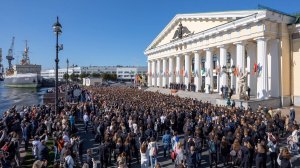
[{"xmin": 4, "ymin": 38, "xmax": 42, "ymax": 88}]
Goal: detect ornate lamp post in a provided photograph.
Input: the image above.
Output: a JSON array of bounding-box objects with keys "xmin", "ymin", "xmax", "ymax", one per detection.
[
  {"xmin": 222, "ymin": 65, "xmax": 235, "ymax": 106},
  {"xmin": 53, "ymin": 17, "xmax": 62, "ymax": 115},
  {"xmin": 66, "ymin": 59, "xmax": 69, "ymax": 85}
]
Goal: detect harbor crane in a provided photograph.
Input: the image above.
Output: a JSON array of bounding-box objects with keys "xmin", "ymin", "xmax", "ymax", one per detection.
[{"xmin": 6, "ymin": 37, "xmax": 15, "ymax": 71}]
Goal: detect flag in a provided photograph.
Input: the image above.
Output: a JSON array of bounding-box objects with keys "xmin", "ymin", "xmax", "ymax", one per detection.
[
  {"xmin": 180, "ymin": 69, "xmax": 184, "ymax": 77},
  {"xmin": 216, "ymin": 66, "xmax": 220, "ymax": 75},
  {"xmin": 252, "ymin": 63, "xmax": 258, "ymax": 75},
  {"xmin": 201, "ymin": 68, "xmax": 206, "ymax": 76},
  {"xmin": 234, "ymin": 67, "xmax": 239, "ymax": 77},
  {"xmin": 184, "ymin": 71, "xmax": 188, "ymax": 77}
]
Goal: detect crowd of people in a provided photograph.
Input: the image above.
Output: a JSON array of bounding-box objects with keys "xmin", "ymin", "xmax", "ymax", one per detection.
[{"xmin": 0, "ymin": 84, "xmax": 299, "ymax": 168}]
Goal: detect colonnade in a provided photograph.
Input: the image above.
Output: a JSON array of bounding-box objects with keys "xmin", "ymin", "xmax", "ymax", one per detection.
[{"xmin": 148, "ymin": 36, "xmax": 280, "ymax": 99}]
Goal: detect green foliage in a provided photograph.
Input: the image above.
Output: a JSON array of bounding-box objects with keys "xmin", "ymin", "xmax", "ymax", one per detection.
[
  {"xmin": 79, "ymin": 73, "xmax": 89, "ymax": 79},
  {"xmin": 101, "ymin": 73, "xmax": 117, "ymax": 81},
  {"xmin": 91, "ymin": 73, "xmax": 101, "ymax": 78},
  {"xmin": 63, "ymin": 73, "xmax": 69, "ymax": 81},
  {"xmin": 70, "ymin": 73, "xmax": 79, "ymax": 82}
]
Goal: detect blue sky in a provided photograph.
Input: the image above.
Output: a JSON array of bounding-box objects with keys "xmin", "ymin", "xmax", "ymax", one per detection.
[{"xmin": 0, "ymin": 0, "xmax": 299, "ymax": 69}]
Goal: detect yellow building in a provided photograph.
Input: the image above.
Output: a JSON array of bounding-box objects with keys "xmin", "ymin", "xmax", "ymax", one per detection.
[{"xmin": 145, "ymin": 8, "xmax": 300, "ymax": 107}]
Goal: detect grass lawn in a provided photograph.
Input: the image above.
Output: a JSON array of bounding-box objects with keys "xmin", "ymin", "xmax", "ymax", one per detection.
[{"xmin": 22, "ymin": 139, "xmax": 55, "ymax": 168}]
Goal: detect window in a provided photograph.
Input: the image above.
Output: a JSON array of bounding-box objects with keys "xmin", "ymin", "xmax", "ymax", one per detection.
[
  {"xmin": 226, "ymin": 52, "xmax": 231, "ymax": 65},
  {"xmin": 213, "ymin": 76, "xmax": 218, "ymax": 89},
  {"xmin": 201, "ymin": 58, "xmax": 206, "ymax": 68},
  {"xmin": 213, "ymin": 54, "xmax": 218, "ymax": 69}
]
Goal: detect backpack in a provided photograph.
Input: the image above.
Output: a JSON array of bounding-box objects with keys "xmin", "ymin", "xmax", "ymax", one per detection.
[{"xmin": 209, "ymin": 141, "xmax": 216, "ymax": 153}]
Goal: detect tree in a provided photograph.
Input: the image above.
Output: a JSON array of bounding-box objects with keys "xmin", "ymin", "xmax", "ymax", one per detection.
[
  {"xmin": 63, "ymin": 73, "xmax": 69, "ymax": 81},
  {"xmin": 101, "ymin": 73, "xmax": 117, "ymax": 81},
  {"xmin": 70, "ymin": 73, "xmax": 77, "ymax": 81},
  {"xmin": 80, "ymin": 73, "xmax": 89, "ymax": 79},
  {"xmin": 91, "ymin": 73, "xmax": 101, "ymax": 78}
]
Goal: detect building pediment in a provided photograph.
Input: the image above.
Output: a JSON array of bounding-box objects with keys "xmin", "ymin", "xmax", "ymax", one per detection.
[{"xmin": 145, "ymin": 10, "xmax": 295, "ymax": 53}]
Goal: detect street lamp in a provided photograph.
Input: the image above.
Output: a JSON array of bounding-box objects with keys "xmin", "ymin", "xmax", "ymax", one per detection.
[
  {"xmin": 66, "ymin": 59, "xmax": 69, "ymax": 85},
  {"xmin": 222, "ymin": 65, "xmax": 235, "ymax": 106},
  {"xmin": 53, "ymin": 16, "xmax": 62, "ymax": 115}
]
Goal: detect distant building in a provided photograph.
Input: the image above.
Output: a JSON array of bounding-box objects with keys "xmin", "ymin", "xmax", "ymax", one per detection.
[
  {"xmin": 41, "ymin": 67, "xmax": 81, "ymax": 80},
  {"xmin": 117, "ymin": 66, "xmax": 147, "ymax": 81},
  {"xmin": 83, "ymin": 77, "xmax": 103, "ymax": 86},
  {"xmin": 81, "ymin": 66, "xmax": 117, "ymax": 74},
  {"xmin": 41, "ymin": 66, "xmax": 147, "ymax": 81}
]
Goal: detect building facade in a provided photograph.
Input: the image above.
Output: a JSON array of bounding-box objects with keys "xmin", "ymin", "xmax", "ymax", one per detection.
[
  {"xmin": 41, "ymin": 66, "xmax": 147, "ymax": 81},
  {"xmin": 41, "ymin": 67, "xmax": 81, "ymax": 80},
  {"xmin": 116, "ymin": 66, "xmax": 147, "ymax": 80},
  {"xmin": 145, "ymin": 9, "xmax": 300, "ymax": 106}
]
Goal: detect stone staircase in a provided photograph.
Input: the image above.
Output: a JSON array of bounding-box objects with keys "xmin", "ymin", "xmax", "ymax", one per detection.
[{"xmin": 145, "ymin": 87, "xmax": 221, "ymax": 104}]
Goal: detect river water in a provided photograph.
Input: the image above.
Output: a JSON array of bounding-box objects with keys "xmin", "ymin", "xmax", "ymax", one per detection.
[{"xmin": 0, "ymin": 81, "xmax": 47, "ymax": 115}]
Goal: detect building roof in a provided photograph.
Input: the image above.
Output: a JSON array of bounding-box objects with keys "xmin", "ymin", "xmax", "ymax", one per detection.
[{"xmin": 145, "ymin": 8, "xmax": 295, "ymax": 55}]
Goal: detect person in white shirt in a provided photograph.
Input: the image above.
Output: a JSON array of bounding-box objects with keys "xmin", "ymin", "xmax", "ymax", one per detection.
[
  {"xmin": 140, "ymin": 142, "xmax": 149, "ymax": 168},
  {"xmin": 148, "ymin": 137, "xmax": 158, "ymax": 168},
  {"xmin": 32, "ymin": 136, "xmax": 41, "ymax": 159},
  {"xmin": 83, "ymin": 113, "xmax": 89, "ymax": 134},
  {"xmin": 63, "ymin": 132, "xmax": 70, "ymax": 143},
  {"xmin": 64, "ymin": 151, "xmax": 75, "ymax": 168}
]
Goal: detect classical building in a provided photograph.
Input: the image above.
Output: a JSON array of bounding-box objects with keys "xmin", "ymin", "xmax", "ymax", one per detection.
[{"xmin": 145, "ymin": 9, "xmax": 300, "ymax": 106}]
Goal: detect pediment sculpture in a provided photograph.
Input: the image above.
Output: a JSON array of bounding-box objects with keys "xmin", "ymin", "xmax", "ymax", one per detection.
[{"xmin": 172, "ymin": 22, "xmax": 193, "ymax": 40}]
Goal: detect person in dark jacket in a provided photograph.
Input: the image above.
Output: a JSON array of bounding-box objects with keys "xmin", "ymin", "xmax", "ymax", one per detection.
[
  {"xmin": 255, "ymin": 143, "xmax": 267, "ymax": 168},
  {"xmin": 37, "ymin": 140, "xmax": 49, "ymax": 161},
  {"xmin": 208, "ymin": 135, "xmax": 218, "ymax": 168},
  {"xmin": 279, "ymin": 147, "xmax": 292, "ymax": 168},
  {"xmin": 186, "ymin": 146, "xmax": 197, "ymax": 168},
  {"xmin": 289, "ymin": 107, "xmax": 295, "ymax": 123},
  {"xmin": 220, "ymin": 136, "xmax": 229, "ymax": 166},
  {"xmin": 86, "ymin": 149, "xmax": 93, "ymax": 168},
  {"xmin": 240, "ymin": 141, "xmax": 251, "ymax": 168}
]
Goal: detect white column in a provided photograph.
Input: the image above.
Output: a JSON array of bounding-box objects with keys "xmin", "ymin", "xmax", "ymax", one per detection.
[
  {"xmin": 176, "ymin": 55, "xmax": 182, "ymax": 83},
  {"xmin": 147, "ymin": 61, "xmax": 152, "ymax": 87},
  {"xmin": 156, "ymin": 59, "xmax": 161, "ymax": 87},
  {"xmin": 205, "ymin": 48, "xmax": 213, "ymax": 93},
  {"xmin": 219, "ymin": 45, "xmax": 228, "ymax": 87},
  {"xmin": 269, "ymin": 39, "xmax": 280, "ymax": 97},
  {"xmin": 184, "ymin": 53, "xmax": 191, "ymax": 89},
  {"xmin": 162, "ymin": 58, "xmax": 167, "ymax": 88},
  {"xmin": 194, "ymin": 51, "xmax": 201, "ymax": 92},
  {"xmin": 247, "ymin": 43, "xmax": 257, "ymax": 96},
  {"xmin": 168, "ymin": 56, "xmax": 175, "ymax": 86},
  {"xmin": 256, "ymin": 37, "xmax": 269, "ymax": 99},
  {"xmin": 151, "ymin": 60, "xmax": 156, "ymax": 87},
  {"xmin": 235, "ymin": 41, "xmax": 246, "ymax": 94}
]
